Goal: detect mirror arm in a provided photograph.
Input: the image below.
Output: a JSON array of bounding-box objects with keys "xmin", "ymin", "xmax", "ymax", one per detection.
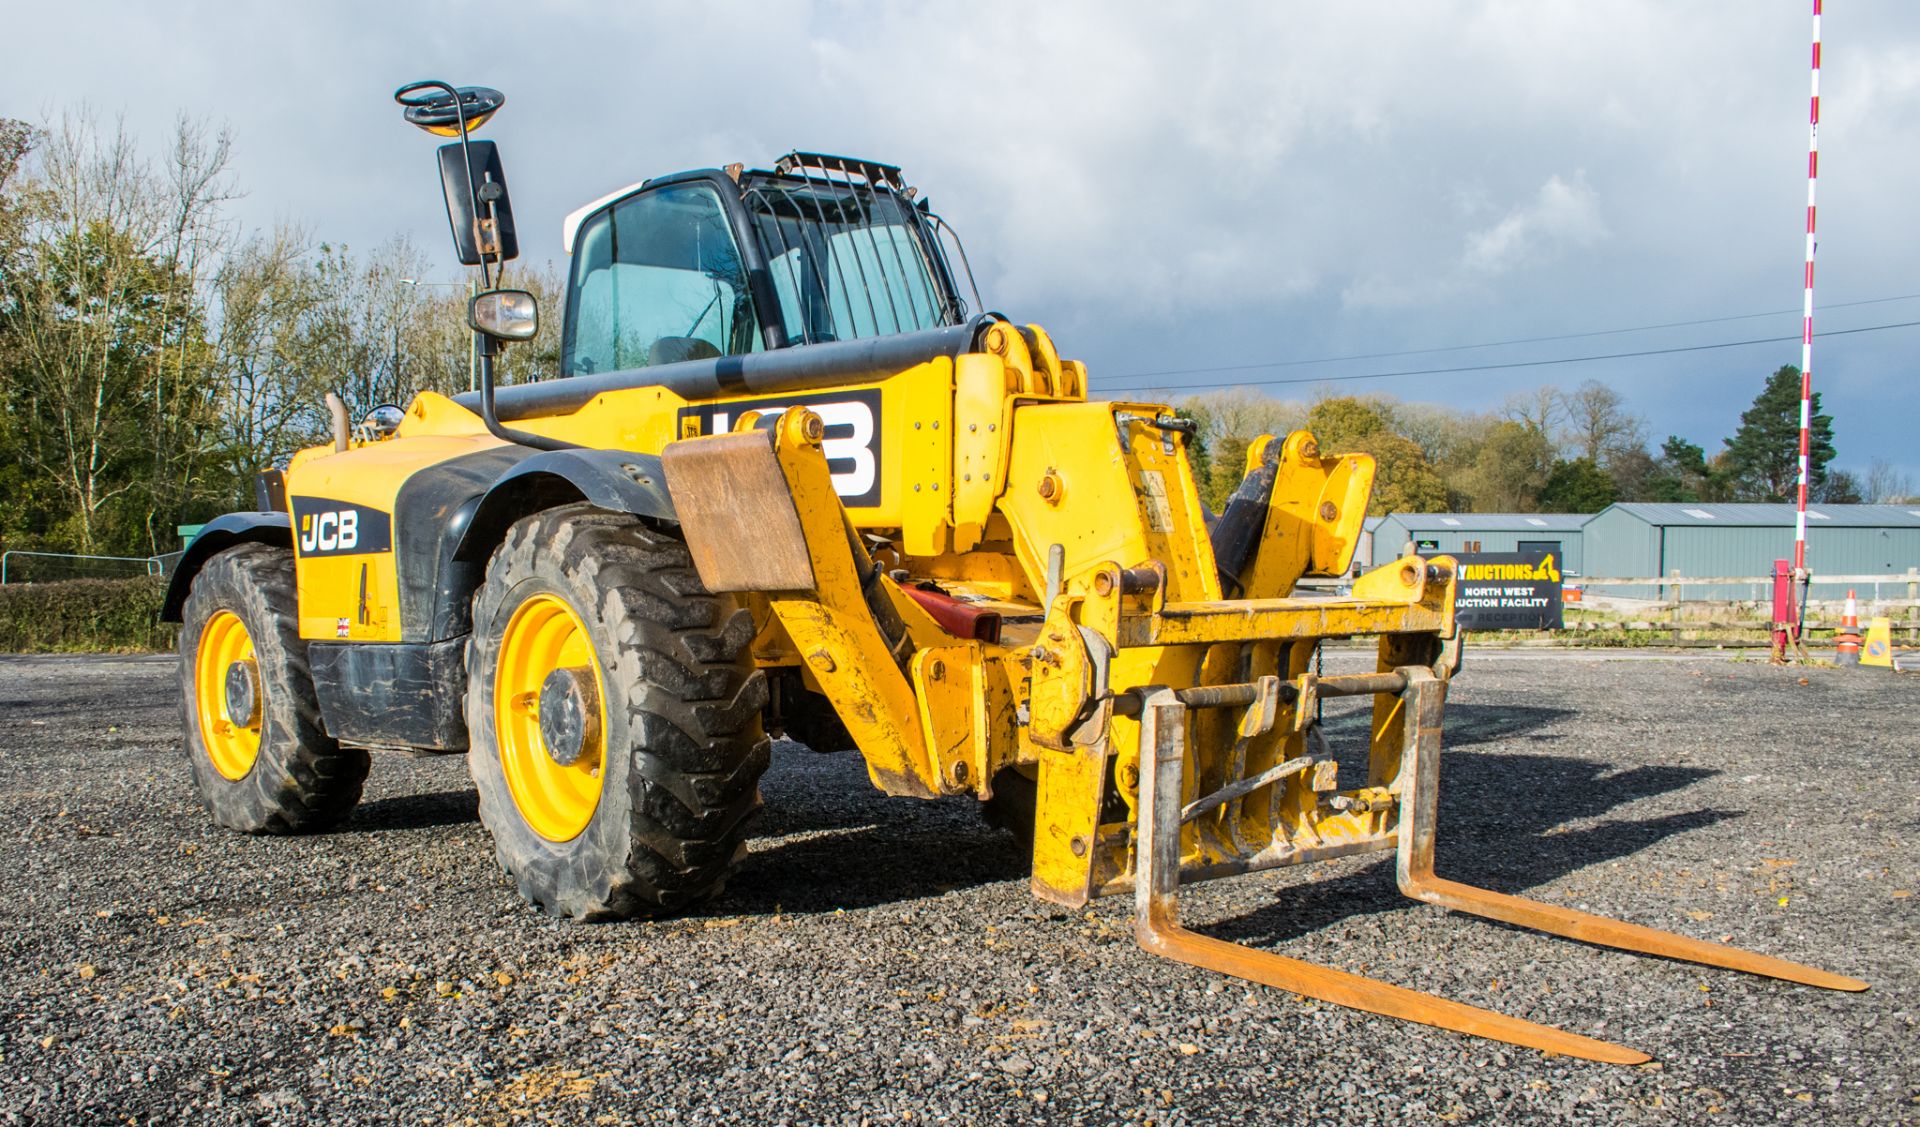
[
  {"xmin": 476, "ymin": 332, "xmax": 573, "ymax": 451},
  {"xmin": 446, "ymin": 86, "xmax": 493, "ymax": 290},
  {"xmin": 478, "ymin": 180, "xmax": 502, "ymax": 285},
  {"xmin": 404, "ymin": 78, "xmax": 495, "ymax": 289}
]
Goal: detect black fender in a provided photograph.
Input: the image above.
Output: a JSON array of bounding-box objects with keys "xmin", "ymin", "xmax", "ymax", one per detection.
[
  {"xmin": 452, "ymin": 449, "xmax": 678, "ymax": 565},
  {"xmin": 160, "ymin": 512, "xmax": 293, "ymax": 622}
]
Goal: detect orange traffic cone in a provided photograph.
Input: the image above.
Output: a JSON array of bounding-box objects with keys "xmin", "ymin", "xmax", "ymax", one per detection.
[{"xmin": 1834, "ymin": 589, "xmax": 1862, "ymax": 666}]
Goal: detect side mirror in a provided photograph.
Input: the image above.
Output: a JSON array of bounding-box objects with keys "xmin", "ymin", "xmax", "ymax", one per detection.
[
  {"xmin": 363, "ymin": 404, "xmax": 406, "ymax": 439},
  {"xmin": 437, "ymin": 139, "xmax": 519, "ymax": 266},
  {"xmin": 470, "ymin": 289, "xmax": 538, "ymax": 342}
]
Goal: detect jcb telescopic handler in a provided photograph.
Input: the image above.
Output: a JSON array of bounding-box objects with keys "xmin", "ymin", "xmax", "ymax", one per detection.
[{"xmin": 165, "ymin": 82, "xmax": 1865, "ymax": 1064}]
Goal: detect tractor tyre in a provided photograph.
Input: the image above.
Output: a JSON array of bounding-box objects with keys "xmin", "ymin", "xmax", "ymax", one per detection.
[
  {"xmin": 983, "ymin": 764, "xmax": 1127, "ymax": 855},
  {"xmin": 178, "ymin": 542, "xmax": 369, "ymax": 833},
  {"xmin": 767, "ymin": 669, "xmax": 855, "ymax": 753},
  {"xmin": 465, "ymin": 504, "xmax": 769, "ymax": 920},
  {"xmin": 982, "ymin": 767, "xmax": 1038, "ymax": 851}
]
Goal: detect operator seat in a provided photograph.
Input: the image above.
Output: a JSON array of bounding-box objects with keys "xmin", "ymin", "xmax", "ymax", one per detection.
[{"xmin": 648, "ymin": 336, "xmax": 722, "ymax": 366}]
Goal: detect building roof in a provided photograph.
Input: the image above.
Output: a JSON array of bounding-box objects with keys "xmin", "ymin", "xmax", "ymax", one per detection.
[
  {"xmin": 1599, "ymin": 503, "xmax": 1920, "ymax": 528},
  {"xmin": 1386, "ymin": 513, "xmax": 1591, "ymax": 532}
]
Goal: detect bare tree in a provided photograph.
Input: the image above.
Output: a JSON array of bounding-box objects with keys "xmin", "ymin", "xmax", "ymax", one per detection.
[
  {"xmin": 209, "ymin": 223, "xmax": 331, "ymax": 487},
  {"xmin": 1, "ymin": 109, "xmax": 168, "ymax": 551},
  {"xmin": 1865, "ymin": 458, "xmax": 1915, "ymax": 504},
  {"xmin": 1562, "ymin": 378, "xmax": 1646, "ymax": 465},
  {"xmin": 143, "ymin": 115, "xmax": 238, "ymax": 548},
  {"xmin": 1501, "ymin": 385, "xmax": 1564, "ymax": 438},
  {"xmin": 1394, "ymin": 399, "xmax": 1493, "ymax": 466},
  {"xmin": 299, "ymin": 237, "xmax": 432, "ymax": 419},
  {"xmin": 1184, "ymin": 386, "xmax": 1307, "ymax": 448}
]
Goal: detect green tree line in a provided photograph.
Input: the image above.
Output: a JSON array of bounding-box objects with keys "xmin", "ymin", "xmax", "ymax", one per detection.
[
  {"xmin": 1175, "ymin": 365, "xmax": 1911, "ymax": 517},
  {"xmin": 0, "ymin": 112, "xmax": 558, "ymax": 559}
]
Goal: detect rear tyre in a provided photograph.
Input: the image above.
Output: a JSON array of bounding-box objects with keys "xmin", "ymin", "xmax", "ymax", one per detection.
[
  {"xmin": 767, "ymin": 669, "xmax": 855, "ymax": 753},
  {"xmin": 466, "ymin": 505, "xmax": 769, "ymax": 920},
  {"xmin": 983, "ymin": 767, "xmax": 1038, "ymax": 851},
  {"xmin": 178, "ymin": 543, "xmax": 368, "ymax": 833}
]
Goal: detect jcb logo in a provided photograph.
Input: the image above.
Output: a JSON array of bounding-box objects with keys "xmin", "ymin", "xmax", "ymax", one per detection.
[
  {"xmin": 300, "ymin": 510, "xmax": 358, "ymax": 552},
  {"xmin": 291, "ymin": 498, "xmax": 393, "ymax": 558},
  {"xmin": 678, "ymin": 389, "xmax": 883, "ymax": 507}
]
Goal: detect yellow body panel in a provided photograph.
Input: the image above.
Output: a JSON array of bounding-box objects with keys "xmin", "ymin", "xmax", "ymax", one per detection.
[
  {"xmin": 287, "ymin": 424, "xmax": 504, "ymax": 642},
  {"xmin": 279, "ymin": 319, "xmax": 1460, "ymax": 912}
]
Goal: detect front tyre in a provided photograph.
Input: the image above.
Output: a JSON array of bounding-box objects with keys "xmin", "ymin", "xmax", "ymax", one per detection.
[
  {"xmin": 466, "ymin": 505, "xmax": 769, "ymax": 920},
  {"xmin": 178, "ymin": 543, "xmax": 368, "ymax": 833}
]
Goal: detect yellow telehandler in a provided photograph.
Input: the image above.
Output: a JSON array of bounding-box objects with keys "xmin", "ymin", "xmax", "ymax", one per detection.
[{"xmin": 163, "ymin": 81, "xmax": 1865, "ymax": 1065}]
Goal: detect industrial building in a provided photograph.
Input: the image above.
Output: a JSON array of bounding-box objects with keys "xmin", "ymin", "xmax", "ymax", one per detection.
[
  {"xmin": 1369, "ymin": 513, "xmax": 1588, "ymax": 575},
  {"xmin": 1359, "ymin": 504, "xmax": 1920, "ymax": 603},
  {"xmin": 1579, "ymin": 503, "xmax": 1920, "ymax": 600}
]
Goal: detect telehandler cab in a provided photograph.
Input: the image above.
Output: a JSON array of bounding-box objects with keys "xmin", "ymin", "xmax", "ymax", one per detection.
[{"xmin": 164, "ymin": 81, "xmax": 1864, "ymax": 1064}]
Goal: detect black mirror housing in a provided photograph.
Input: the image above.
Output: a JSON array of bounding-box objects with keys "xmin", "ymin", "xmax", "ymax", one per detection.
[{"xmin": 437, "ymin": 140, "xmax": 519, "ymax": 266}]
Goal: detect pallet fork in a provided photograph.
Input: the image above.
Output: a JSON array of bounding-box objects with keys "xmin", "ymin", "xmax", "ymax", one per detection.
[{"xmin": 1133, "ymin": 668, "xmax": 1867, "ymax": 1064}]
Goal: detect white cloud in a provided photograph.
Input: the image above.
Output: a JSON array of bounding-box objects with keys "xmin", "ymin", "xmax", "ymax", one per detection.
[
  {"xmin": 3, "ymin": 0, "xmax": 1918, "ymax": 474},
  {"xmin": 1462, "ymin": 173, "xmax": 1607, "ymax": 275}
]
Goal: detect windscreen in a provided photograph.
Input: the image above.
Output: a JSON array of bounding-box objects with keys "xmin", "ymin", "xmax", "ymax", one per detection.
[
  {"xmin": 564, "ymin": 182, "xmax": 758, "ymax": 376},
  {"xmin": 743, "ymin": 172, "xmax": 960, "ymax": 346}
]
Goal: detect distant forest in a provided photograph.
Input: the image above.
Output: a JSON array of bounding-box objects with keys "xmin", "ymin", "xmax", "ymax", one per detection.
[
  {"xmin": 1174, "ymin": 358, "xmax": 1910, "ymax": 517},
  {"xmin": 0, "ymin": 111, "xmax": 1910, "ymax": 561}
]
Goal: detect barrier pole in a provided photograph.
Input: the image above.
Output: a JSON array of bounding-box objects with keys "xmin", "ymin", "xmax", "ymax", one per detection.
[{"xmin": 1789, "ymin": 0, "xmax": 1822, "ymax": 661}]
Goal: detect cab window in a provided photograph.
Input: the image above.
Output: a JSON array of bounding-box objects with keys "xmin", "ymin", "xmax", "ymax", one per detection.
[{"xmin": 563, "ymin": 183, "xmax": 759, "ymax": 376}]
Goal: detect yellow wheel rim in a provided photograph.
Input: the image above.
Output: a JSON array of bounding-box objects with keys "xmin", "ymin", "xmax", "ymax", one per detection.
[
  {"xmin": 194, "ymin": 610, "xmax": 262, "ymax": 780},
  {"xmin": 494, "ymin": 592, "xmax": 609, "ymax": 842}
]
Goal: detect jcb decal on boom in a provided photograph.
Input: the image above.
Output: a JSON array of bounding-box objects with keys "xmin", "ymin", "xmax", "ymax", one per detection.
[
  {"xmin": 291, "ymin": 497, "xmax": 393, "ymax": 557},
  {"xmin": 678, "ymin": 389, "xmax": 882, "ymax": 507}
]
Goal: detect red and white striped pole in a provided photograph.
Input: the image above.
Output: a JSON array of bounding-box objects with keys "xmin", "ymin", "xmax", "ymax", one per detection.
[{"xmin": 1792, "ymin": 0, "xmax": 1821, "ymax": 646}]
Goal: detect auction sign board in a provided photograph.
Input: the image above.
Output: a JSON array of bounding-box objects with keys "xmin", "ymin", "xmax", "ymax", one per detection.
[{"xmin": 1448, "ymin": 551, "xmax": 1564, "ymax": 630}]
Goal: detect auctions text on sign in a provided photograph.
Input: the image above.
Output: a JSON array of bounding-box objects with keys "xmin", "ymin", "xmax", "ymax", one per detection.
[{"xmin": 1448, "ymin": 551, "xmax": 1564, "ymax": 630}]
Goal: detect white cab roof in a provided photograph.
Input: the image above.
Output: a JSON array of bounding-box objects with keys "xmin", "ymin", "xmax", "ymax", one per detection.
[{"xmin": 561, "ymin": 180, "xmax": 648, "ymax": 255}]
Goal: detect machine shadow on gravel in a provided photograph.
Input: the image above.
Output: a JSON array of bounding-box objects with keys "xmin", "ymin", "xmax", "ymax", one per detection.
[
  {"xmin": 722, "ymin": 820, "xmax": 1028, "ymax": 915},
  {"xmin": 346, "ymin": 789, "xmax": 481, "ymax": 833},
  {"xmin": 1316, "ymin": 701, "xmax": 1577, "ymax": 749},
  {"xmin": 1207, "ymin": 747, "xmax": 1736, "ymax": 949},
  {"xmin": 719, "ymin": 743, "xmax": 1029, "ymax": 914}
]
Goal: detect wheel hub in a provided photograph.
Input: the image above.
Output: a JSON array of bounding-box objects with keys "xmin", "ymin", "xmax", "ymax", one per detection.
[
  {"xmin": 538, "ymin": 666, "xmax": 599, "ymax": 767},
  {"xmin": 194, "ymin": 609, "xmax": 262, "ymax": 781},
  {"xmin": 224, "ymin": 659, "xmax": 261, "ymax": 727},
  {"xmin": 493, "ymin": 592, "xmax": 608, "ymax": 843}
]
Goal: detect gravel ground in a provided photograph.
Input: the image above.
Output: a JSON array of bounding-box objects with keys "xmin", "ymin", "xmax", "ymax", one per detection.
[{"xmin": 0, "ymin": 649, "xmax": 1914, "ymax": 1125}]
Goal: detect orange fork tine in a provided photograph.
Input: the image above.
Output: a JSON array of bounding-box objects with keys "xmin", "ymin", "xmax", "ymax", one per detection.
[
  {"xmin": 1394, "ymin": 667, "xmax": 1868, "ymax": 994},
  {"xmin": 1134, "ymin": 687, "xmax": 1653, "ymax": 1066}
]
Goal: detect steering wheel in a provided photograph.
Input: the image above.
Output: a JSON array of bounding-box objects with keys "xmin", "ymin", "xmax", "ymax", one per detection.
[{"xmin": 393, "ymin": 81, "xmax": 506, "ymax": 137}]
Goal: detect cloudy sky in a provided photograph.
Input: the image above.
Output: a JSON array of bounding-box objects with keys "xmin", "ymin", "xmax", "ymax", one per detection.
[{"xmin": 9, "ymin": 1, "xmax": 1919, "ymax": 479}]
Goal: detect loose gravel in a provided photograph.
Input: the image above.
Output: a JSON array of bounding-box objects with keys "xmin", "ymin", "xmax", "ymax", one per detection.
[{"xmin": 0, "ymin": 650, "xmax": 1913, "ymax": 1125}]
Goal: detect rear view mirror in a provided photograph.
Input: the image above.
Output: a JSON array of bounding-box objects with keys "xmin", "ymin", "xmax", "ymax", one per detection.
[
  {"xmin": 437, "ymin": 139, "xmax": 519, "ymax": 266},
  {"xmin": 469, "ymin": 290, "xmax": 538, "ymax": 341}
]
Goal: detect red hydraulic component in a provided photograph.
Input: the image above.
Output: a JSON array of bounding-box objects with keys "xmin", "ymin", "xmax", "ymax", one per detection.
[{"xmin": 903, "ymin": 584, "xmax": 1002, "ymax": 643}]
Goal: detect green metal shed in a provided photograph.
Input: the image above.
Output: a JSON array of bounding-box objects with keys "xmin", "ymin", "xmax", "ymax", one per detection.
[
  {"xmin": 1370, "ymin": 513, "xmax": 1589, "ymax": 575},
  {"xmin": 1580, "ymin": 503, "xmax": 1920, "ymax": 600}
]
